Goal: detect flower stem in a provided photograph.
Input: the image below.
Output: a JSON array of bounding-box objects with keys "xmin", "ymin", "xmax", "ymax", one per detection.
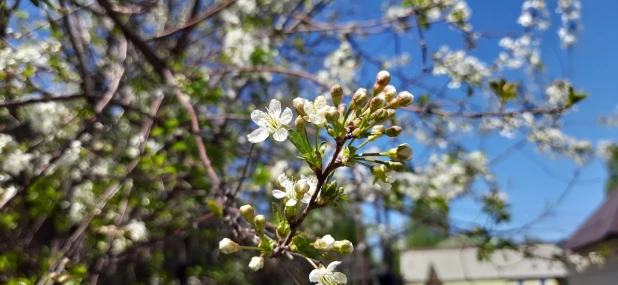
[{"xmin": 306, "ymin": 257, "xmax": 319, "ymax": 269}]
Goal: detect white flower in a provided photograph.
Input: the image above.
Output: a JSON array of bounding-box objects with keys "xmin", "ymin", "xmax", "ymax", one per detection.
[
  {"xmin": 219, "ymin": 238, "xmax": 241, "ymax": 254},
  {"xmin": 248, "ymin": 256, "xmax": 264, "ymax": 271},
  {"xmin": 125, "ymin": 220, "xmax": 148, "ymax": 242},
  {"xmin": 313, "ymin": 235, "xmax": 335, "ymax": 250},
  {"xmin": 273, "ymin": 173, "xmax": 299, "ymax": 207},
  {"xmin": 248, "ymin": 99, "xmax": 293, "ymax": 143},
  {"xmin": 299, "ymin": 174, "xmax": 318, "ymax": 204},
  {"xmin": 309, "ymin": 261, "xmax": 348, "ymax": 285},
  {"xmin": 3, "ymin": 149, "xmax": 34, "ymax": 175},
  {"xmin": 304, "ymin": 96, "xmax": 329, "ymax": 126},
  {"xmin": 0, "ymin": 185, "xmax": 17, "ymax": 205}
]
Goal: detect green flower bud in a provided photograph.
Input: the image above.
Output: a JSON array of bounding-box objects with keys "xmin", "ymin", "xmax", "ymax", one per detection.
[
  {"xmin": 350, "ymin": 88, "xmax": 368, "ymax": 110},
  {"xmin": 331, "ymin": 84, "xmax": 343, "ymax": 106},
  {"xmin": 386, "ymin": 143, "xmax": 413, "ymax": 161},
  {"xmin": 240, "ymin": 204, "xmax": 255, "ymax": 224},
  {"xmin": 327, "ymin": 128, "xmax": 336, "ymax": 137},
  {"xmin": 385, "ymin": 126, "xmax": 403, "ymax": 137},
  {"xmin": 371, "ymin": 164, "xmax": 389, "ymax": 182},
  {"xmin": 351, "ymin": 128, "xmax": 362, "ymax": 138},
  {"xmin": 254, "ymin": 215, "xmax": 266, "ymax": 233},
  {"xmin": 352, "ymin": 118, "xmax": 362, "ymax": 128},
  {"xmin": 386, "ymin": 161, "xmax": 406, "ymax": 172},
  {"xmin": 334, "ymin": 240, "xmax": 354, "ymax": 255},
  {"xmin": 295, "ymin": 116, "xmax": 306, "ymax": 133}
]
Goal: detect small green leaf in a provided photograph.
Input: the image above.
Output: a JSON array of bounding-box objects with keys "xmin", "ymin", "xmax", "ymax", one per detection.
[{"xmin": 566, "ymin": 87, "xmax": 588, "ymax": 107}]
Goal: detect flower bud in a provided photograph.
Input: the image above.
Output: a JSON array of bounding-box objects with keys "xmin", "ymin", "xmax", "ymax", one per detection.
[
  {"xmin": 386, "ymin": 143, "xmax": 413, "ymax": 161},
  {"xmin": 371, "ymin": 109, "xmax": 389, "ymax": 123},
  {"xmin": 330, "ymin": 84, "xmax": 343, "ymax": 106},
  {"xmin": 325, "ymin": 106, "xmax": 340, "ymax": 124},
  {"xmin": 219, "ymin": 238, "xmax": 240, "ymax": 254},
  {"xmin": 334, "ymin": 240, "xmax": 354, "ymax": 255},
  {"xmin": 371, "ymin": 164, "xmax": 389, "ymax": 182},
  {"xmin": 295, "ymin": 116, "xmax": 306, "ymax": 133},
  {"xmin": 240, "ymin": 204, "xmax": 255, "ymax": 224},
  {"xmin": 293, "ymin": 97, "xmax": 307, "ymax": 116},
  {"xmin": 254, "ymin": 215, "xmax": 266, "ymax": 232},
  {"xmin": 351, "ymin": 128, "xmax": 362, "ymax": 138},
  {"xmin": 295, "ymin": 179, "xmax": 310, "ymax": 194},
  {"xmin": 389, "ymin": 91, "xmax": 414, "ymax": 108},
  {"xmin": 371, "ymin": 125, "xmax": 385, "ymax": 136},
  {"xmin": 386, "ymin": 161, "xmax": 406, "ymax": 172},
  {"xmin": 313, "ymin": 235, "xmax": 335, "ymax": 250},
  {"xmin": 385, "ymin": 126, "xmax": 402, "ymax": 137},
  {"xmin": 327, "ymin": 128, "xmax": 336, "ymax": 137},
  {"xmin": 386, "ymin": 109, "xmax": 396, "ymax": 119},
  {"xmin": 383, "ymin": 85, "xmax": 397, "ymax": 102},
  {"xmin": 352, "ymin": 118, "xmax": 362, "ymax": 128},
  {"xmin": 338, "ymin": 103, "xmax": 347, "ymax": 117},
  {"xmin": 376, "ymin": 70, "xmax": 391, "ymax": 86},
  {"xmin": 350, "ymin": 88, "xmax": 368, "ymax": 110},
  {"xmin": 369, "ymin": 96, "xmax": 386, "ymax": 112},
  {"xmin": 248, "ymin": 256, "xmax": 264, "ymax": 271}
]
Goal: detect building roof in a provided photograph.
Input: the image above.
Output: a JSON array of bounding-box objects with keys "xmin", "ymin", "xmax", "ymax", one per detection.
[
  {"xmin": 399, "ymin": 244, "xmax": 567, "ymax": 282},
  {"xmin": 563, "ymin": 187, "xmax": 618, "ymax": 250}
]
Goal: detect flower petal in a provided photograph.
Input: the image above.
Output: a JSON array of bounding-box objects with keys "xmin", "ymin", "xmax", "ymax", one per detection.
[
  {"xmin": 247, "ymin": 127, "xmax": 269, "ymax": 143},
  {"xmin": 334, "ymin": 272, "xmax": 348, "ymax": 283},
  {"xmin": 273, "ymin": 190, "xmax": 287, "ymax": 199},
  {"xmin": 251, "ymin": 110, "xmax": 269, "ymax": 127},
  {"xmin": 326, "ymin": 261, "xmax": 342, "ymax": 272},
  {"xmin": 269, "ymin": 99, "xmax": 281, "ymax": 118},
  {"xmin": 301, "ymin": 194, "xmax": 311, "ymax": 204},
  {"xmin": 309, "ymin": 269, "xmax": 324, "ymax": 282},
  {"xmin": 272, "ymin": 128, "xmax": 289, "ymax": 142},
  {"xmin": 286, "ymin": 198, "xmax": 298, "ymax": 207},
  {"xmin": 280, "ymin": 107, "xmax": 293, "ymax": 125}
]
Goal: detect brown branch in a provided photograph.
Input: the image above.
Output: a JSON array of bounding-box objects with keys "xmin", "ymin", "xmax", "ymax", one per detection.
[
  {"xmin": 403, "ymin": 104, "xmax": 568, "ymax": 118},
  {"xmin": 96, "ymin": 0, "xmax": 221, "ymax": 186},
  {"xmin": 0, "ymin": 94, "xmax": 87, "ymax": 108},
  {"xmin": 151, "ymin": 0, "xmax": 236, "ymax": 39},
  {"xmin": 212, "ymin": 66, "xmax": 331, "ymax": 89}
]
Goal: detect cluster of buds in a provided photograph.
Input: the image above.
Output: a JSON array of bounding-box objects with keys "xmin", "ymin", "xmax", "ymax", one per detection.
[
  {"xmin": 219, "ymin": 205, "xmax": 274, "ymax": 272},
  {"xmin": 312, "ymin": 235, "xmax": 354, "ymax": 255},
  {"xmin": 238, "ymin": 70, "xmax": 415, "ymax": 284}
]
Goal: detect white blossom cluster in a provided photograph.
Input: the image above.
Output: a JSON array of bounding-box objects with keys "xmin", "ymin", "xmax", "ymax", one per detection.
[
  {"xmin": 479, "ymin": 113, "xmax": 535, "ymax": 139},
  {"xmin": 496, "ymin": 36, "xmax": 541, "ymax": 69},
  {"xmin": 433, "ymin": 46, "xmax": 489, "ymax": 89},
  {"xmin": 596, "ymin": 140, "xmax": 617, "ymax": 161},
  {"xmin": 556, "ymin": 0, "xmax": 582, "ymax": 47},
  {"xmin": 545, "ymin": 79, "xmax": 571, "ymax": 107},
  {"xmin": 395, "ymin": 151, "xmax": 493, "ymax": 201},
  {"xmin": 317, "ymin": 40, "xmax": 358, "ymax": 92},
  {"xmin": 446, "ymin": 1, "xmax": 472, "ymax": 32},
  {"xmin": 23, "ymin": 101, "xmax": 77, "ymax": 138},
  {"xmin": 518, "ymin": 0, "xmax": 550, "ymax": 30},
  {"xmin": 68, "ymin": 181, "xmax": 96, "ymax": 224},
  {"xmin": 567, "ymin": 251, "xmax": 605, "ymax": 272},
  {"xmin": 527, "ymin": 127, "xmax": 593, "ymax": 165}
]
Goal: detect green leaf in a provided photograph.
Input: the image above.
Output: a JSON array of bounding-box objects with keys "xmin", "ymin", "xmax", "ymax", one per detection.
[
  {"xmin": 490, "ymin": 78, "xmax": 518, "ymax": 104},
  {"xmin": 566, "ymin": 87, "xmax": 588, "ymax": 107},
  {"xmin": 288, "ymin": 130, "xmax": 312, "ymax": 156},
  {"xmin": 292, "ymin": 235, "xmax": 320, "ymax": 259}
]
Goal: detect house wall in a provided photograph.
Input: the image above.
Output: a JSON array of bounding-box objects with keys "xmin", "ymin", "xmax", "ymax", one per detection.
[
  {"xmin": 406, "ymin": 279, "xmax": 560, "ymax": 285},
  {"xmin": 568, "ymin": 254, "xmax": 618, "ymax": 285}
]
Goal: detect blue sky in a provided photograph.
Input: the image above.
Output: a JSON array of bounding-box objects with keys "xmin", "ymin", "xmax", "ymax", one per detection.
[{"xmin": 345, "ymin": 0, "xmax": 618, "ymax": 244}]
